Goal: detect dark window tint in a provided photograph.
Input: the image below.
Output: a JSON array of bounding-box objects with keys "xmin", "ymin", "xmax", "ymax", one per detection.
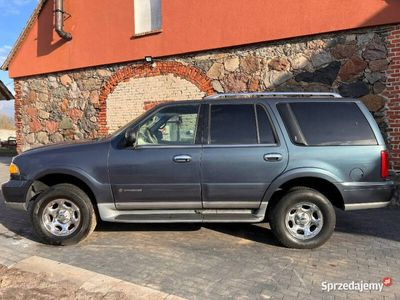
[
  {"xmin": 256, "ymin": 105, "xmax": 276, "ymax": 144},
  {"xmin": 278, "ymin": 102, "xmax": 377, "ymax": 146},
  {"xmin": 210, "ymin": 105, "xmax": 257, "ymax": 144}
]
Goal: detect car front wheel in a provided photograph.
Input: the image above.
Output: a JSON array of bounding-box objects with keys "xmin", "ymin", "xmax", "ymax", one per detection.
[
  {"xmin": 29, "ymin": 183, "xmax": 97, "ymax": 245},
  {"xmin": 269, "ymin": 187, "xmax": 336, "ymax": 249}
]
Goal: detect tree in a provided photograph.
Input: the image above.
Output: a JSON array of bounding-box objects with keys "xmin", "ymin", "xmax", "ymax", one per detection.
[{"xmin": 0, "ymin": 114, "xmax": 15, "ymax": 129}]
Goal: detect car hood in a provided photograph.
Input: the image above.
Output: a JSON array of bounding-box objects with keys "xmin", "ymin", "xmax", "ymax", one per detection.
[
  {"xmin": 17, "ymin": 138, "xmax": 110, "ymax": 158},
  {"xmin": 20, "ymin": 140, "xmax": 99, "ymax": 156},
  {"xmin": 12, "ymin": 138, "xmax": 112, "ymax": 180}
]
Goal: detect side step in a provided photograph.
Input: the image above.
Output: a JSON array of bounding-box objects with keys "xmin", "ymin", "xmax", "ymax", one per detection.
[{"xmin": 98, "ymin": 204, "xmax": 267, "ymax": 223}]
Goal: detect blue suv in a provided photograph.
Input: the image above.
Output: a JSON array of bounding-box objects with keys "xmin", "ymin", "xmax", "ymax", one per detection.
[{"xmin": 1, "ymin": 92, "xmax": 394, "ymax": 248}]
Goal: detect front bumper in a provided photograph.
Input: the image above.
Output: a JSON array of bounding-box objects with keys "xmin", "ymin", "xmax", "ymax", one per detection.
[
  {"xmin": 1, "ymin": 179, "xmax": 31, "ymax": 211},
  {"xmin": 338, "ymin": 181, "xmax": 395, "ymax": 211}
]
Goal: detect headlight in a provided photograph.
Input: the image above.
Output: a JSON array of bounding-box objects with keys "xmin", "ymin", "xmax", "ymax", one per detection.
[{"xmin": 9, "ymin": 163, "xmax": 20, "ymax": 176}]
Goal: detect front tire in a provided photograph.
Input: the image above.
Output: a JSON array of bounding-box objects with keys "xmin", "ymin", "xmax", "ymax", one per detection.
[
  {"xmin": 269, "ymin": 187, "xmax": 336, "ymax": 249},
  {"xmin": 29, "ymin": 183, "xmax": 97, "ymax": 246}
]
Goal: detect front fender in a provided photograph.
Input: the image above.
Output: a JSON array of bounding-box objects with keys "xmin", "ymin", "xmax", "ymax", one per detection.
[{"xmin": 30, "ymin": 165, "xmax": 113, "ymax": 205}]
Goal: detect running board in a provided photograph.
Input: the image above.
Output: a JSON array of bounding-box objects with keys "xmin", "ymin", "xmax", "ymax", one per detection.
[{"xmin": 97, "ymin": 204, "xmax": 267, "ymax": 223}]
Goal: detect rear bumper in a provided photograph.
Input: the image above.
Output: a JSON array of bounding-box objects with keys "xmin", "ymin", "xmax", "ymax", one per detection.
[
  {"xmin": 1, "ymin": 179, "xmax": 31, "ymax": 211},
  {"xmin": 338, "ymin": 181, "xmax": 395, "ymax": 211}
]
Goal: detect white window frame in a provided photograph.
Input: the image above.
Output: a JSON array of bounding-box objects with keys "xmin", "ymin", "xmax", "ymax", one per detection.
[{"xmin": 134, "ymin": 0, "xmax": 162, "ymax": 37}]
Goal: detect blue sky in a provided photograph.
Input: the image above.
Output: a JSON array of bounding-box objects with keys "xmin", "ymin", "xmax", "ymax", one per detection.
[{"xmin": 0, "ymin": 0, "xmax": 38, "ymax": 118}]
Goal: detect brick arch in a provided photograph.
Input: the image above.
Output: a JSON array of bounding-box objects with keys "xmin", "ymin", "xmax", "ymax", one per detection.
[{"xmin": 98, "ymin": 61, "xmax": 214, "ymax": 135}]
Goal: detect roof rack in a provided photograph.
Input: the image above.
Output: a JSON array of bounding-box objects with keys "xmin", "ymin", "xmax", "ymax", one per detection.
[{"xmin": 204, "ymin": 92, "xmax": 342, "ymax": 99}]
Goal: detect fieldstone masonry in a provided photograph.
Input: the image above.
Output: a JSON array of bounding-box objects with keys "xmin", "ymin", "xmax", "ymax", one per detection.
[{"xmin": 14, "ymin": 25, "xmax": 400, "ymax": 169}]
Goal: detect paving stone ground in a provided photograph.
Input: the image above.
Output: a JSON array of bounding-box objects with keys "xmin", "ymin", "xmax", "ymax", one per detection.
[{"xmin": 0, "ymin": 156, "xmax": 399, "ymax": 299}]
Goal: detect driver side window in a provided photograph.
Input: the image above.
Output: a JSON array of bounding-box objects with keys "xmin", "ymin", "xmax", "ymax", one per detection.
[{"xmin": 137, "ymin": 104, "xmax": 200, "ymax": 146}]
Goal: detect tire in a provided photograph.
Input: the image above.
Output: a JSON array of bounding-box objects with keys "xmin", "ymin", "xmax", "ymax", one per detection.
[
  {"xmin": 269, "ymin": 187, "xmax": 336, "ymax": 249},
  {"xmin": 29, "ymin": 183, "xmax": 97, "ymax": 246}
]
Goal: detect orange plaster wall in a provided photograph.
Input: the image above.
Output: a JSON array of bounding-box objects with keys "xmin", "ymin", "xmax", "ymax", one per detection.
[{"xmin": 8, "ymin": 0, "xmax": 400, "ymax": 78}]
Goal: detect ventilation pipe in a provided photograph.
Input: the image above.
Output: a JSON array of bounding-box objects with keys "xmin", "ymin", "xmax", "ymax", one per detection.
[{"xmin": 55, "ymin": 0, "xmax": 72, "ymax": 41}]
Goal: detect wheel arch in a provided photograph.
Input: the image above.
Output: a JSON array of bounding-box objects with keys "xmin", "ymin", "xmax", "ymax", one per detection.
[
  {"xmin": 27, "ymin": 169, "xmax": 103, "ymax": 218},
  {"xmin": 263, "ymin": 169, "xmax": 345, "ymax": 220}
]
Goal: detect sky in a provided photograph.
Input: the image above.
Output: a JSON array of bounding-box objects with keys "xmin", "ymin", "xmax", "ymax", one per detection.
[{"xmin": 0, "ymin": 0, "xmax": 38, "ymax": 118}]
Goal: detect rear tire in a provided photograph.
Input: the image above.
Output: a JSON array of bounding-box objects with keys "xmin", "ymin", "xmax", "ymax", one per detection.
[
  {"xmin": 29, "ymin": 183, "xmax": 97, "ymax": 246},
  {"xmin": 269, "ymin": 187, "xmax": 335, "ymax": 249}
]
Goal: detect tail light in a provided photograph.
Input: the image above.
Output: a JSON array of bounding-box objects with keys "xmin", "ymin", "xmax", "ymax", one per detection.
[{"xmin": 381, "ymin": 150, "xmax": 389, "ymax": 179}]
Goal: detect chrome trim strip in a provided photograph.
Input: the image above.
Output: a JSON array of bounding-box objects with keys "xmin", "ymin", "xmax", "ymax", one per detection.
[
  {"xmin": 202, "ymin": 201, "xmax": 260, "ymax": 209},
  {"xmin": 115, "ymin": 201, "xmax": 260, "ymax": 210},
  {"xmin": 115, "ymin": 202, "xmax": 202, "ymax": 210},
  {"xmin": 204, "ymin": 183, "xmax": 265, "ymax": 186},
  {"xmin": 113, "ymin": 219, "xmax": 201, "ymax": 224},
  {"xmin": 136, "ymin": 145, "xmax": 202, "ymax": 149},
  {"xmin": 202, "ymin": 218, "xmax": 260, "ymax": 223},
  {"xmin": 344, "ymin": 201, "xmax": 391, "ymax": 211},
  {"xmin": 341, "ymin": 181, "xmax": 394, "ymax": 187},
  {"xmin": 200, "ymin": 209, "xmax": 253, "ymax": 214},
  {"xmin": 343, "ymin": 187, "xmax": 393, "ymax": 192},
  {"xmin": 203, "ymin": 144, "xmax": 278, "ymax": 148}
]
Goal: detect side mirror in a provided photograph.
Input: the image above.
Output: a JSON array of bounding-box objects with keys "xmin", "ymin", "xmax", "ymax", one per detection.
[{"xmin": 125, "ymin": 128, "xmax": 137, "ymax": 147}]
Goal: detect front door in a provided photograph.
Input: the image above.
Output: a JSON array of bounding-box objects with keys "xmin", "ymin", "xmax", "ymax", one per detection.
[
  {"xmin": 201, "ymin": 102, "xmax": 288, "ymax": 209},
  {"xmin": 108, "ymin": 104, "xmax": 202, "ymax": 210}
]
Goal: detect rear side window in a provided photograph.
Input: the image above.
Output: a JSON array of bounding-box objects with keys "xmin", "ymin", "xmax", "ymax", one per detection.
[
  {"xmin": 210, "ymin": 105, "xmax": 257, "ymax": 144},
  {"xmin": 277, "ymin": 102, "xmax": 377, "ymax": 146}
]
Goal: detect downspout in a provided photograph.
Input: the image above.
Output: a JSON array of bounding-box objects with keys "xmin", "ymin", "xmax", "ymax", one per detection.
[{"xmin": 55, "ymin": 0, "xmax": 72, "ymax": 41}]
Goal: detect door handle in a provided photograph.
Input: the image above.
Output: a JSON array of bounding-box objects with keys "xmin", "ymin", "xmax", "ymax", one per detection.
[
  {"xmin": 173, "ymin": 155, "xmax": 192, "ymax": 163},
  {"xmin": 264, "ymin": 153, "xmax": 283, "ymax": 162}
]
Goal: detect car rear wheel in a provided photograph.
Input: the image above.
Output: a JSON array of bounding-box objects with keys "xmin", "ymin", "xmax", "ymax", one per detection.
[
  {"xmin": 29, "ymin": 183, "xmax": 97, "ymax": 246},
  {"xmin": 269, "ymin": 187, "xmax": 336, "ymax": 249}
]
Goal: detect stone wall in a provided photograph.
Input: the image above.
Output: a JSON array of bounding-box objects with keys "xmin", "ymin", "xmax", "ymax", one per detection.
[
  {"xmin": 15, "ymin": 25, "xmax": 399, "ymax": 168},
  {"xmin": 14, "ymin": 62, "xmax": 212, "ymax": 151},
  {"xmin": 180, "ymin": 27, "xmax": 391, "ymax": 143}
]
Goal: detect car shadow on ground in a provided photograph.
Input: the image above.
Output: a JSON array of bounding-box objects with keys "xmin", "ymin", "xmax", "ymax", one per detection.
[
  {"xmin": 97, "ymin": 221, "xmax": 203, "ymax": 232},
  {"xmin": 88, "ymin": 207, "xmax": 400, "ymax": 245},
  {"xmin": 1, "ymin": 198, "xmax": 399, "ymax": 247},
  {"xmin": 96, "ymin": 221, "xmax": 282, "ymax": 246},
  {"xmin": 0, "ymin": 208, "xmax": 40, "ymax": 242},
  {"xmin": 334, "ymin": 207, "xmax": 400, "ymax": 242},
  {"xmin": 205, "ymin": 208, "xmax": 400, "ymax": 245},
  {"xmin": 203, "ymin": 223, "xmax": 281, "ymax": 246}
]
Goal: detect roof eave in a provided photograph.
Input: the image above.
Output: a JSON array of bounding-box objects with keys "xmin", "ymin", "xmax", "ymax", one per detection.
[
  {"xmin": 0, "ymin": 81, "xmax": 14, "ymax": 101},
  {"xmin": 1, "ymin": 0, "xmax": 48, "ymax": 72},
  {"xmin": 0, "ymin": 61, "xmax": 9, "ymax": 71}
]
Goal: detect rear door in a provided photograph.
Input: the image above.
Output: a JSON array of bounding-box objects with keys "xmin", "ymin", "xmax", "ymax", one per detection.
[
  {"xmin": 201, "ymin": 102, "xmax": 288, "ymax": 209},
  {"xmin": 276, "ymin": 101, "xmax": 383, "ymax": 182}
]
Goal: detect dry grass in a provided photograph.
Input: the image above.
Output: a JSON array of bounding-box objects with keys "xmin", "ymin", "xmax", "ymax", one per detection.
[{"xmin": 0, "ymin": 265, "xmax": 129, "ymax": 300}]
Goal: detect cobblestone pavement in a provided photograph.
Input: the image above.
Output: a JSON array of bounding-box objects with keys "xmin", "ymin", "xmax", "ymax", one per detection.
[{"xmin": 0, "ymin": 156, "xmax": 399, "ymax": 299}]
